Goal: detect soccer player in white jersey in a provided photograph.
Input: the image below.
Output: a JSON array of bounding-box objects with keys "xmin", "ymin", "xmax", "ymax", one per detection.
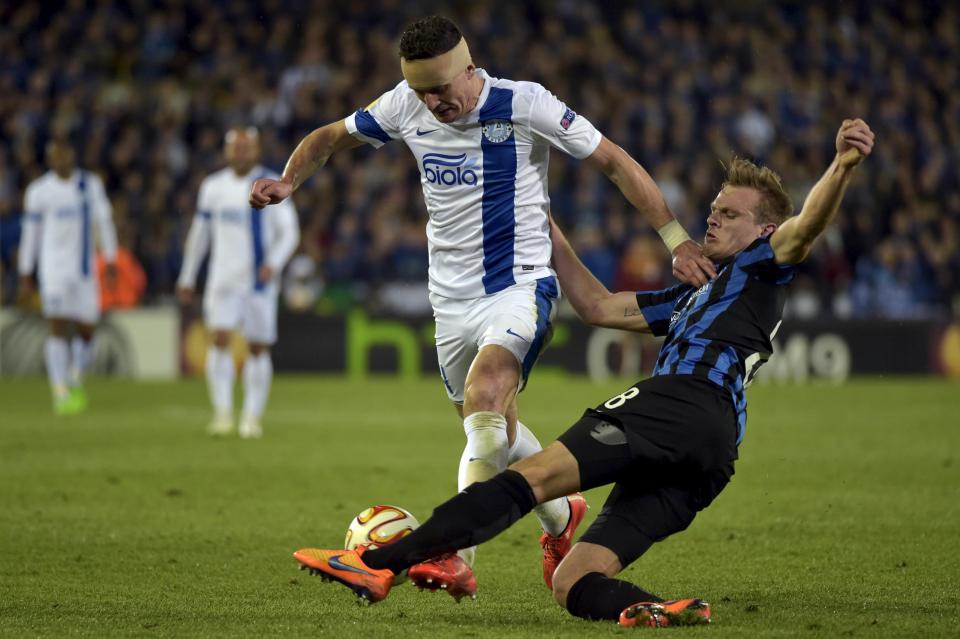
[
  {"xmin": 177, "ymin": 128, "xmax": 300, "ymax": 439},
  {"xmin": 250, "ymin": 16, "xmax": 715, "ymax": 592},
  {"xmin": 18, "ymin": 138, "xmax": 118, "ymax": 416}
]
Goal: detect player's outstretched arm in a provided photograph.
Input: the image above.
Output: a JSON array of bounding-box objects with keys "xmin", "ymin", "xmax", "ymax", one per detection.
[
  {"xmin": 550, "ymin": 218, "xmax": 651, "ymax": 333},
  {"xmin": 585, "ymin": 136, "xmax": 716, "ymax": 287},
  {"xmin": 771, "ymin": 119, "xmax": 874, "ymax": 265},
  {"xmin": 249, "ymin": 120, "xmax": 364, "ymax": 208}
]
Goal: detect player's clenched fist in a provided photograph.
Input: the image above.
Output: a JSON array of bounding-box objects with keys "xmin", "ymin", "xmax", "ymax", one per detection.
[
  {"xmin": 836, "ymin": 119, "xmax": 874, "ymax": 167},
  {"xmin": 249, "ymin": 178, "xmax": 293, "ymax": 208}
]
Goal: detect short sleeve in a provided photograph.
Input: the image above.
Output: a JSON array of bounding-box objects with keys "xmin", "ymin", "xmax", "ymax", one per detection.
[
  {"xmin": 736, "ymin": 236, "xmax": 796, "ymax": 285},
  {"xmin": 636, "ymin": 284, "xmax": 693, "ymax": 337},
  {"xmin": 196, "ymin": 179, "xmax": 214, "ymax": 220},
  {"xmin": 344, "ymin": 85, "xmax": 404, "ymax": 148},
  {"xmin": 527, "ymin": 87, "xmax": 602, "ymax": 159},
  {"xmin": 24, "ymin": 182, "xmax": 43, "ymax": 216}
]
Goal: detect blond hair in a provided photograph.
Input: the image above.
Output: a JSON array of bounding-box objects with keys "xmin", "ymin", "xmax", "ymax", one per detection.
[{"xmin": 722, "ymin": 157, "xmax": 793, "ymax": 224}]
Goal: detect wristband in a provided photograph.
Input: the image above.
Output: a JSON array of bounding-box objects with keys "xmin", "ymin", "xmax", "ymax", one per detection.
[{"xmin": 656, "ymin": 219, "xmax": 691, "ymax": 253}]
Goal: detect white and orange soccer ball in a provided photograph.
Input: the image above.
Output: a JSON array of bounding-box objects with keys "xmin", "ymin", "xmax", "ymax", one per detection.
[{"xmin": 344, "ymin": 505, "xmax": 420, "ymax": 584}]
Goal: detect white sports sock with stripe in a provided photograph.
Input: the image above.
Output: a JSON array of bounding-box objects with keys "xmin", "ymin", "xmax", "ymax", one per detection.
[
  {"xmin": 45, "ymin": 336, "xmax": 70, "ymax": 400},
  {"xmin": 70, "ymin": 336, "xmax": 93, "ymax": 387},
  {"xmin": 242, "ymin": 352, "xmax": 273, "ymax": 422},
  {"xmin": 206, "ymin": 346, "xmax": 235, "ymax": 416}
]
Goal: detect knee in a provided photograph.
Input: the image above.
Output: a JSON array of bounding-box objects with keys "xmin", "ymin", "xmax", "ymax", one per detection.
[
  {"xmin": 463, "ymin": 377, "xmax": 503, "ymax": 413},
  {"xmin": 212, "ymin": 332, "xmax": 231, "ymax": 349},
  {"xmin": 248, "ymin": 343, "xmax": 269, "ymax": 356}
]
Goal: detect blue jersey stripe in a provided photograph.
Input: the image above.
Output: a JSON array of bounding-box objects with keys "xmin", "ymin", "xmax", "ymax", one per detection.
[
  {"xmin": 250, "ymin": 174, "xmax": 267, "ymax": 291},
  {"xmin": 77, "ymin": 172, "xmax": 91, "ymax": 277},
  {"xmin": 479, "ymin": 87, "xmax": 517, "ymax": 295},
  {"xmin": 354, "ymin": 109, "xmax": 391, "ymax": 144},
  {"xmin": 521, "ymin": 276, "xmax": 558, "ymax": 383},
  {"xmin": 251, "ymin": 206, "xmax": 265, "ymax": 291},
  {"xmin": 676, "ymin": 266, "xmax": 749, "ymax": 375}
]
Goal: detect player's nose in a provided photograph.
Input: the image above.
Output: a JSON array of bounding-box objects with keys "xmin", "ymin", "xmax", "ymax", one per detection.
[{"xmin": 424, "ymin": 94, "xmax": 441, "ymax": 111}]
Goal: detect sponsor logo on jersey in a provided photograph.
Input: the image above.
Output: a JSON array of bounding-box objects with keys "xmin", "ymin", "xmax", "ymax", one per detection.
[
  {"xmin": 220, "ymin": 208, "xmax": 246, "ymax": 223},
  {"xmin": 560, "ymin": 107, "xmax": 577, "ymax": 130},
  {"xmin": 416, "ymin": 127, "xmax": 438, "ymax": 136},
  {"xmin": 422, "ymin": 153, "xmax": 479, "ymax": 187},
  {"xmin": 481, "ymin": 119, "xmax": 513, "ymax": 143}
]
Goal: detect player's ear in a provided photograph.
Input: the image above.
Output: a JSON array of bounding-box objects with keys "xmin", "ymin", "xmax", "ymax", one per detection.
[{"xmin": 759, "ymin": 223, "xmax": 778, "ymax": 238}]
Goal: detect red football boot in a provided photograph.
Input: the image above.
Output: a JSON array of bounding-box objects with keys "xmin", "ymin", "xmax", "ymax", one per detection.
[
  {"xmin": 408, "ymin": 553, "xmax": 478, "ymax": 602},
  {"xmin": 540, "ymin": 493, "xmax": 588, "ymax": 589}
]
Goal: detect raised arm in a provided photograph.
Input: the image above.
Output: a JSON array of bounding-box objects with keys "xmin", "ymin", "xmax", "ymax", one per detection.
[
  {"xmin": 549, "ymin": 218, "xmax": 650, "ymax": 332},
  {"xmin": 771, "ymin": 119, "xmax": 874, "ymax": 264},
  {"xmin": 249, "ymin": 120, "xmax": 363, "ymax": 208},
  {"xmin": 585, "ymin": 136, "xmax": 716, "ymax": 287}
]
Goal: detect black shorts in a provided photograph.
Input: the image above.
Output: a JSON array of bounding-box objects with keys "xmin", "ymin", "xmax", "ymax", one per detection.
[{"xmin": 556, "ymin": 375, "xmax": 738, "ymax": 567}]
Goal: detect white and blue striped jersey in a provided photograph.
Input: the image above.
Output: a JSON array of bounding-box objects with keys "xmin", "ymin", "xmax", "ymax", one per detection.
[
  {"xmin": 18, "ymin": 170, "xmax": 117, "ymax": 284},
  {"xmin": 344, "ymin": 69, "xmax": 602, "ymax": 299},
  {"xmin": 178, "ymin": 166, "xmax": 300, "ymax": 293}
]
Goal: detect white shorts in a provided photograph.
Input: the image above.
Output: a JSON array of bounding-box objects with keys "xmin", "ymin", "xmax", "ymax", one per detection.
[
  {"xmin": 431, "ymin": 276, "xmax": 559, "ymax": 403},
  {"xmin": 203, "ymin": 284, "xmax": 279, "ymax": 345},
  {"xmin": 41, "ymin": 276, "xmax": 99, "ymax": 324}
]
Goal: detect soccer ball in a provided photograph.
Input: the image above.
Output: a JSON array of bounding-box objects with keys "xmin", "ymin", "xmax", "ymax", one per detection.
[{"xmin": 345, "ymin": 505, "xmax": 420, "ymax": 584}]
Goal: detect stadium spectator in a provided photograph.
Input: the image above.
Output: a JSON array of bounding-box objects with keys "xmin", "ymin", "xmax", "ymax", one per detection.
[{"xmin": 2, "ymin": 1, "xmax": 957, "ymax": 317}]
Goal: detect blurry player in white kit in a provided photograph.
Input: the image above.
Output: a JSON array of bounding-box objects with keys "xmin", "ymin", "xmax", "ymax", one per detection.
[
  {"xmin": 178, "ymin": 128, "xmax": 299, "ymax": 439},
  {"xmin": 250, "ymin": 17, "xmax": 714, "ymax": 592},
  {"xmin": 18, "ymin": 138, "xmax": 118, "ymax": 416}
]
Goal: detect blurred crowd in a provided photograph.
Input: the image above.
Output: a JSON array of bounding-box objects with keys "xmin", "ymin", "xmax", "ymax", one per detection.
[{"xmin": 2, "ymin": 0, "xmax": 958, "ymax": 319}]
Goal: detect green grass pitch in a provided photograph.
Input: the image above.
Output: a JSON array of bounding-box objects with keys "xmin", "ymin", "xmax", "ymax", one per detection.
[{"xmin": 1, "ymin": 375, "xmax": 958, "ymax": 637}]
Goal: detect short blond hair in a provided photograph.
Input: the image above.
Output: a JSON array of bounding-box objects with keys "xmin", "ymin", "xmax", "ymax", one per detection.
[{"xmin": 722, "ymin": 157, "xmax": 793, "ymax": 224}]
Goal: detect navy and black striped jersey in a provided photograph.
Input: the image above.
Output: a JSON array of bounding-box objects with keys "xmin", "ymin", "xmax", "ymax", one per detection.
[{"xmin": 637, "ymin": 236, "xmax": 796, "ymax": 443}]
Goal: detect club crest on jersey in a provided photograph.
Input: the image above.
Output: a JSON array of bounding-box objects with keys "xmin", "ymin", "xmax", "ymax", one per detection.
[
  {"xmin": 422, "ymin": 152, "xmax": 479, "ymax": 187},
  {"xmin": 481, "ymin": 120, "xmax": 513, "ymax": 143}
]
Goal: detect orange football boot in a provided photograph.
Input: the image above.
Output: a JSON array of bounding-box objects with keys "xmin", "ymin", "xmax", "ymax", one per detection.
[
  {"xmin": 408, "ymin": 553, "xmax": 478, "ymax": 602},
  {"xmin": 293, "ymin": 546, "xmax": 395, "ymax": 603},
  {"xmin": 540, "ymin": 492, "xmax": 588, "ymax": 589},
  {"xmin": 618, "ymin": 598, "xmax": 711, "ymax": 627}
]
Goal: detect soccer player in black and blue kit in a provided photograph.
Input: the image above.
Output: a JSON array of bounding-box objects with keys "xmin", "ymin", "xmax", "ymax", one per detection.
[{"xmin": 293, "ymin": 119, "xmax": 875, "ymax": 627}]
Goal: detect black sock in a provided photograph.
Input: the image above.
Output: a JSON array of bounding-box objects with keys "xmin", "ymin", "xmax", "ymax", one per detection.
[
  {"xmin": 363, "ymin": 469, "xmax": 537, "ymax": 574},
  {"xmin": 565, "ymin": 572, "xmax": 664, "ymax": 621}
]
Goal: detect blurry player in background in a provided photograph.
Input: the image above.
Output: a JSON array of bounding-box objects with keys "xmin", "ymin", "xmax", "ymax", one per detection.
[
  {"xmin": 251, "ymin": 16, "xmax": 714, "ymax": 592},
  {"xmin": 292, "ymin": 119, "xmax": 875, "ymax": 626},
  {"xmin": 18, "ymin": 138, "xmax": 118, "ymax": 416},
  {"xmin": 177, "ymin": 128, "xmax": 299, "ymax": 439}
]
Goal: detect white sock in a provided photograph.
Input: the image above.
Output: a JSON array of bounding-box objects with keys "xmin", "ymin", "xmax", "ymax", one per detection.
[
  {"xmin": 458, "ymin": 411, "xmax": 510, "ymax": 489},
  {"xmin": 242, "ymin": 352, "xmax": 273, "ymax": 422},
  {"xmin": 70, "ymin": 336, "xmax": 93, "ymax": 387},
  {"xmin": 511, "ymin": 420, "xmax": 571, "ymax": 537},
  {"xmin": 457, "ymin": 411, "xmax": 509, "ymax": 565},
  {"xmin": 45, "ymin": 336, "xmax": 70, "ymax": 399},
  {"xmin": 205, "ymin": 346, "xmax": 235, "ymax": 416}
]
